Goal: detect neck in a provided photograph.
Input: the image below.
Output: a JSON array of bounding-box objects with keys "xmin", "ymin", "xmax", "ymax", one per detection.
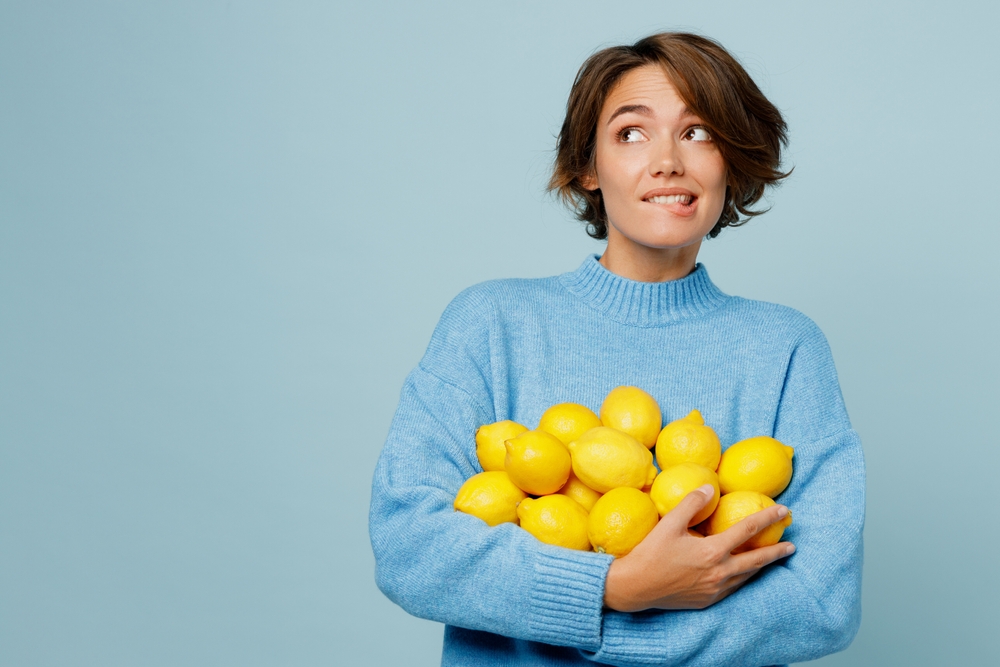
[{"xmin": 599, "ymin": 236, "xmax": 702, "ymax": 283}]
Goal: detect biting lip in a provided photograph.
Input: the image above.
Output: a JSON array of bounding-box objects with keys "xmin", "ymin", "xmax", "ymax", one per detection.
[
  {"xmin": 641, "ymin": 187, "xmax": 698, "ymax": 207},
  {"xmin": 642, "ymin": 188, "xmax": 698, "ymax": 211}
]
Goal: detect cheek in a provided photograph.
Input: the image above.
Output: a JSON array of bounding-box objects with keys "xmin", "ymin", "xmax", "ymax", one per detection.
[
  {"xmin": 594, "ymin": 151, "xmax": 642, "ymax": 201},
  {"xmin": 702, "ymin": 153, "xmax": 728, "ymax": 192},
  {"xmin": 698, "ymin": 156, "xmax": 728, "ymax": 206},
  {"xmin": 692, "ymin": 155, "xmax": 727, "ymax": 228}
]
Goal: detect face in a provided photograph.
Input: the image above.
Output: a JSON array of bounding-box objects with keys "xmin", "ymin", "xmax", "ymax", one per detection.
[{"xmin": 584, "ymin": 64, "xmax": 727, "ymax": 256}]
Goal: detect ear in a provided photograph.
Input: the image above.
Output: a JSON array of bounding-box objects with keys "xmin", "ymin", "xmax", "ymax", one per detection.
[{"xmin": 579, "ymin": 170, "xmax": 599, "ymax": 191}]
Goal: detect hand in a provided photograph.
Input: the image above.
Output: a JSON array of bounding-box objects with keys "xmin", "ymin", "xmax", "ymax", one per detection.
[{"xmin": 603, "ymin": 485, "xmax": 795, "ymax": 612}]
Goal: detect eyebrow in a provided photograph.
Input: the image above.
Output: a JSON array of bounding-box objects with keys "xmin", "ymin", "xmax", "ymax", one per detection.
[
  {"xmin": 606, "ymin": 104, "xmax": 652, "ymax": 126},
  {"xmin": 605, "ymin": 103, "xmax": 698, "ymax": 126}
]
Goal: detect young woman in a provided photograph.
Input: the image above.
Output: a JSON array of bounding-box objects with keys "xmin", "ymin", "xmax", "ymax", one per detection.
[{"xmin": 369, "ymin": 33, "xmax": 864, "ymax": 667}]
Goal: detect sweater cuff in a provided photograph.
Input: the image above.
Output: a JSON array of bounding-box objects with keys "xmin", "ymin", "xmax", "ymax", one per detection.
[
  {"xmin": 596, "ymin": 611, "xmax": 677, "ymax": 664},
  {"xmin": 527, "ymin": 545, "xmax": 613, "ymax": 651}
]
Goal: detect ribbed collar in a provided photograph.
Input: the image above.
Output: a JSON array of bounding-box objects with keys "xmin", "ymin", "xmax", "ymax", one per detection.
[{"xmin": 559, "ymin": 255, "xmax": 729, "ymax": 327}]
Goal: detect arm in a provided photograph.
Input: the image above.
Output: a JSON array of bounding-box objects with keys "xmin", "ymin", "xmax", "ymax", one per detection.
[
  {"xmin": 368, "ymin": 290, "xmax": 616, "ymax": 650},
  {"xmin": 584, "ymin": 322, "xmax": 865, "ymax": 667},
  {"xmin": 369, "ymin": 366, "xmax": 614, "ymax": 648}
]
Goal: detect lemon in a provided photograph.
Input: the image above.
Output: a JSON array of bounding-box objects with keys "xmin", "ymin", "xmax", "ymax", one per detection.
[
  {"xmin": 538, "ymin": 402, "xmax": 602, "ymax": 445},
  {"xmin": 587, "ymin": 487, "xmax": 659, "ymax": 557},
  {"xmin": 476, "ymin": 420, "xmax": 528, "ymax": 472},
  {"xmin": 655, "ymin": 409, "xmax": 722, "ymax": 471},
  {"xmin": 599, "ymin": 386, "xmax": 662, "ymax": 449},
  {"xmin": 517, "ymin": 495, "xmax": 591, "ymax": 551},
  {"xmin": 717, "ymin": 436, "xmax": 794, "ymax": 498},
  {"xmin": 566, "ymin": 426, "xmax": 657, "ymax": 493},
  {"xmin": 454, "ymin": 471, "xmax": 528, "ymax": 526},
  {"xmin": 504, "ymin": 430, "xmax": 572, "ymax": 495},
  {"xmin": 648, "ymin": 463, "xmax": 720, "ymax": 525},
  {"xmin": 700, "ymin": 491, "xmax": 792, "ymax": 553},
  {"xmin": 557, "ymin": 470, "xmax": 603, "ymax": 512}
]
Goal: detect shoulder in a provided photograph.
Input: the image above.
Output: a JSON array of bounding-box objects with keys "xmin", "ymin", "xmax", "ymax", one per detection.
[
  {"xmin": 712, "ymin": 295, "xmax": 839, "ymax": 390},
  {"xmin": 432, "ymin": 276, "xmax": 565, "ymax": 338},
  {"xmin": 440, "ymin": 276, "xmax": 566, "ymax": 319},
  {"xmin": 721, "ymin": 296, "xmax": 830, "ymax": 350},
  {"xmin": 716, "ymin": 297, "xmax": 850, "ymax": 435},
  {"xmin": 421, "ymin": 275, "xmax": 564, "ymax": 380}
]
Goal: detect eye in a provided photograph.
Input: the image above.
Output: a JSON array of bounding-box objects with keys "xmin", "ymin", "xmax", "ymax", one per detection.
[
  {"xmin": 685, "ymin": 126, "xmax": 712, "ymax": 142},
  {"xmin": 617, "ymin": 127, "xmax": 645, "ymax": 143}
]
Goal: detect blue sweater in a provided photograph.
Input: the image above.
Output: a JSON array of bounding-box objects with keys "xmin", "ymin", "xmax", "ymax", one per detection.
[{"xmin": 369, "ymin": 256, "xmax": 864, "ymax": 667}]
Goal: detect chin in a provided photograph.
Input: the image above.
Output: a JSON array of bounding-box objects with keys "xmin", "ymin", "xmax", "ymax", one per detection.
[
  {"xmin": 612, "ymin": 217, "xmax": 714, "ymax": 248},
  {"xmin": 625, "ymin": 230, "xmax": 706, "ymax": 250}
]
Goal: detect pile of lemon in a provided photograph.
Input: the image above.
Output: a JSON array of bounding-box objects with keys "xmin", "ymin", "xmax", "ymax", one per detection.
[{"xmin": 454, "ymin": 386, "xmax": 793, "ymax": 556}]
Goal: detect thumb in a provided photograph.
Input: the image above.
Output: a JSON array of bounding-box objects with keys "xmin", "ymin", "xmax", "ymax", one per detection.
[{"xmin": 662, "ymin": 484, "xmax": 715, "ymax": 530}]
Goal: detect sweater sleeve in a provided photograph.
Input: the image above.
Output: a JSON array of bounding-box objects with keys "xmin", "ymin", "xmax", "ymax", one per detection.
[
  {"xmin": 368, "ymin": 289, "xmax": 615, "ymax": 649},
  {"xmin": 585, "ymin": 321, "xmax": 866, "ymax": 667}
]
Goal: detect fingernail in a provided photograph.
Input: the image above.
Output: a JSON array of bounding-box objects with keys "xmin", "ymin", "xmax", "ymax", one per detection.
[
  {"xmin": 776, "ymin": 505, "xmax": 788, "ymax": 518},
  {"xmin": 699, "ymin": 484, "xmax": 715, "ymax": 497},
  {"xmin": 785, "ymin": 544, "xmax": 796, "ymax": 556}
]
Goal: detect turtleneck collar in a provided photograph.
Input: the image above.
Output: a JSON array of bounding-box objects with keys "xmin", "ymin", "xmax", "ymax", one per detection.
[{"xmin": 559, "ymin": 254, "xmax": 730, "ymax": 327}]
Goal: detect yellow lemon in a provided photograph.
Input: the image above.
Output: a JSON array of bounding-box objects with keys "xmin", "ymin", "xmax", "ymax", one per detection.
[
  {"xmin": 557, "ymin": 470, "xmax": 603, "ymax": 512},
  {"xmin": 454, "ymin": 471, "xmax": 528, "ymax": 526},
  {"xmin": 700, "ymin": 491, "xmax": 792, "ymax": 553},
  {"xmin": 717, "ymin": 436, "xmax": 794, "ymax": 498},
  {"xmin": 648, "ymin": 463, "xmax": 720, "ymax": 525},
  {"xmin": 476, "ymin": 420, "xmax": 528, "ymax": 472},
  {"xmin": 587, "ymin": 487, "xmax": 659, "ymax": 557},
  {"xmin": 566, "ymin": 426, "xmax": 657, "ymax": 493},
  {"xmin": 504, "ymin": 430, "xmax": 572, "ymax": 495},
  {"xmin": 517, "ymin": 495, "xmax": 591, "ymax": 551},
  {"xmin": 655, "ymin": 409, "xmax": 722, "ymax": 471},
  {"xmin": 538, "ymin": 402, "xmax": 602, "ymax": 445},
  {"xmin": 599, "ymin": 386, "xmax": 662, "ymax": 449}
]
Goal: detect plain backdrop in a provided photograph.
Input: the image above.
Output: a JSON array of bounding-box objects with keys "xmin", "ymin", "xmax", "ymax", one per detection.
[{"xmin": 2, "ymin": 1, "xmax": 998, "ymax": 665}]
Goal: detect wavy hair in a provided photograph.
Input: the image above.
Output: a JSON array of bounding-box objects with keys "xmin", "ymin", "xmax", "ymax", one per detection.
[{"xmin": 549, "ymin": 32, "xmax": 790, "ymax": 239}]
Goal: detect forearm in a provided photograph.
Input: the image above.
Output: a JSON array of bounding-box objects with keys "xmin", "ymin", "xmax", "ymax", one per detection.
[
  {"xmin": 371, "ymin": 483, "xmax": 613, "ymax": 646},
  {"xmin": 369, "ymin": 368, "xmax": 615, "ymax": 648},
  {"xmin": 588, "ymin": 429, "xmax": 865, "ymax": 666},
  {"xmin": 595, "ymin": 563, "xmax": 860, "ymax": 667}
]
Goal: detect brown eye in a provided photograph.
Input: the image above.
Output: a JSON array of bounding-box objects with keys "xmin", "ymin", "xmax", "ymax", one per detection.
[
  {"xmin": 686, "ymin": 127, "xmax": 712, "ymax": 142},
  {"xmin": 618, "ymin": 128, "xmax": 644, "ymax": 143}
]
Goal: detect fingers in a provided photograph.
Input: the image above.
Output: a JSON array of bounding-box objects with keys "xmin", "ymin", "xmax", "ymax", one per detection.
[
  {"xmin": 728, "ymin": 541, "xmax": 795, "ymax": 575},
  {"xmin": 661, "ymin": 484, "xmax": 716, "ymax": 531},
  {"xmin": 714, "ymin": 504, "xmax": 790, "ymax": 554}
]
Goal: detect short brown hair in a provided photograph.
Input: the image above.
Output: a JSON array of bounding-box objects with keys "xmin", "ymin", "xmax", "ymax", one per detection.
[{"xmin": 550, "ymin": 32, "xmax": 789, "ymax": 239}]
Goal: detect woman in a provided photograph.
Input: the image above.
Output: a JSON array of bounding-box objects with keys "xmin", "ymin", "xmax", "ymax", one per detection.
[{"xmin": 369, "ymin": 32, "xmax": 864, "ymax": 667}]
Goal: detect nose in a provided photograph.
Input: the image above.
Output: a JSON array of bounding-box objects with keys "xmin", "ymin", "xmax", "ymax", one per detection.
[{"xmin": 649, "ymin": 137, "xmax": 683, "ymax": 177}]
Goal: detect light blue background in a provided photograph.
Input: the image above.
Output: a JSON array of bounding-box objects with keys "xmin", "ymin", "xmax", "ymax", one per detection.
[{"xmin": 2, "ymin": 1, "xmax": 997, "ymax": 665}]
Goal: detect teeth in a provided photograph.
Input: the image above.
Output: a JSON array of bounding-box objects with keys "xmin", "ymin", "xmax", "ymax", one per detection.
[{"xmin": 647, "ymin": 194, "xmax": 693, "ymax": 205}]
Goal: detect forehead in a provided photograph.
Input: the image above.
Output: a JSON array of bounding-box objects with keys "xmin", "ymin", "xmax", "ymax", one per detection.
[{"xmin": 600, "ymin": 64, "xmax": 693, "ymax": 123}]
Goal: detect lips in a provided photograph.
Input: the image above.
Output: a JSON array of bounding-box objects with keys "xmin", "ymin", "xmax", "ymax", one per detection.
[
  {"xmin": 645, "ymin": 194, "xmax": 693, "ymax": 205},
  {"xmin": 642, "ymin": 188, "xmax": 698, "ymax": 215}
]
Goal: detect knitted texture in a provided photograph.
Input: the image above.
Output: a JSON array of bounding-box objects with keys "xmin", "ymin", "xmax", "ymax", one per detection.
[{"xmin": 369, "ymin": 256, "xmax": 865, "ymax": 667}]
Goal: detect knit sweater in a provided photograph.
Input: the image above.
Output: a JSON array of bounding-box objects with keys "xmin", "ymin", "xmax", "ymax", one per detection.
[{"xmin": 369, "ymin": 256, "xmax": 865, "ymax": 667}]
